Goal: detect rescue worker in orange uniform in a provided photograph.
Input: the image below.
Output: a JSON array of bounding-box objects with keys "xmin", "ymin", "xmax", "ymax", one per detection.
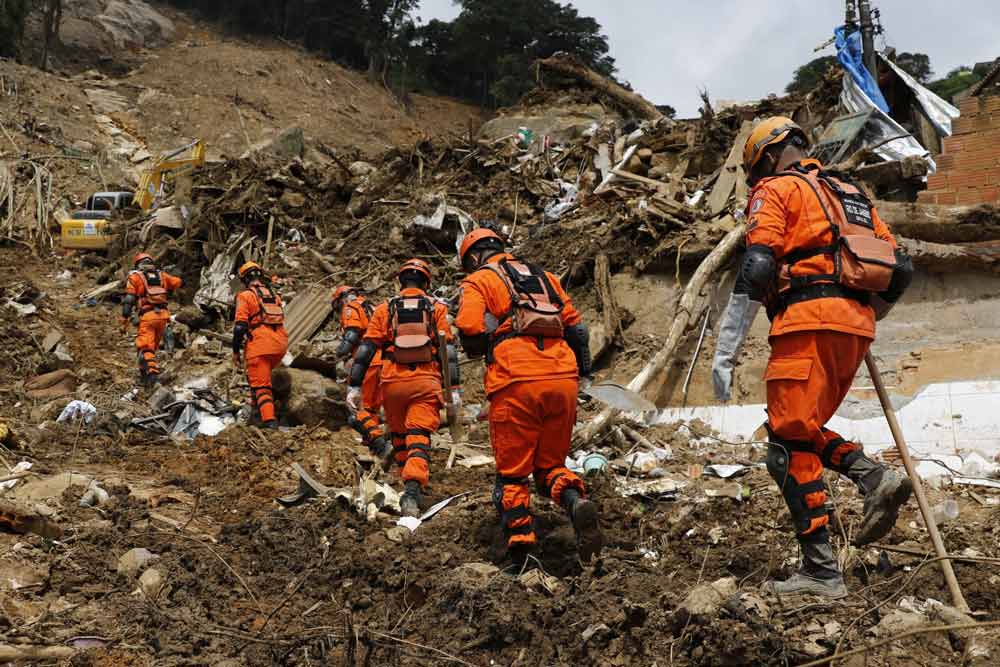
[
  {"xmin": 122, "ymin": 253, "xmax": 183, "ymax": 387},
  {"xmin": 455, "ymin": 229, "xmax": 603, "ymax": 564},
  {"xmin": 332, "ymin": 286, "xmax": 389, "ymax": 460},
  {"xmin": 347, "ymin": 259, "xmax": 459, "ymax": 517},
  {"xmin": 233, "ymin": 261, "xmax": 288, "ymax": 429},
  {"xmin": 712, "ymin": 117, "xmax": 915, "ymax": 597}
]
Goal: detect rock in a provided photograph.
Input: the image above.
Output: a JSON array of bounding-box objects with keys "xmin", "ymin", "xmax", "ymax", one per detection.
[
  {"xmin": 71, "ymin": 140, "xmax": 96, "ymax": 153},
  {"xmin": 349, "ymin": 161, "xmax": 376, "ymax": 177},
  {"xmin": 281, "ymin": 190, "xmax": 306, "ymax": 209},
  {"xmin": 24, "ymin": 369, "xmax": 78, "ymax": 400},
  {"xmin": 79, "ymin": 480, "xmax": 110, "ymax": 507},
  {"xmin": 242, "ymin": 126, "xmax": 305, "ymax": 162},
  {"xmin": 41, "ymin": 330, "xmax": 63, "ymax": 353},
  {"xmin": 272, "ymin": 368, "xmax": 348, "ymax": 429},
  {"xmin": 479, "ymin": 105, "xmax": 622, "ymax": 145},
  {"xmin": 15, "ymin": 472, "xmax": 92, "ymax": 502},
  {"xmin": 581, "ymin": 622, "xmax": 612, "ymax": 646},
  {"xmin": 453, "ymin": 562, "xmax": 500, "ymax": 587},
  {"xmin": 173, "ymin": 306, "xmax": 213, "ymax": 330},
  {"xmin": 139, "ymin": 568, "xmax": 165, "ymax": 601},
  {"xmin": 147, "ymin": 386, "xmax": 176, "ymax": 412},
  {"xmin": 673, "ymin": 576, "xmax": 738, "ymax": 627},
  {"xmin": 519, "ymin": 570, "xmax": 561, "ymax": 596},
  {"xmin": 873, "ymin": 609, "xmax": 927, "ymax": 638},
  {"xmin": 117, "ymin": 548, "xmax": 160, "ymax": 578}
]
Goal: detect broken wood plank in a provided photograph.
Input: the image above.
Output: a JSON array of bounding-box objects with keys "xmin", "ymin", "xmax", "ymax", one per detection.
[{"xmin": 706, "ymin": 121, "xmax": 753, "ymax": 216}]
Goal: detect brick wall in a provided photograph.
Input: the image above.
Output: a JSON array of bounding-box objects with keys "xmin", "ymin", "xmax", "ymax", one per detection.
[{"xmin": 917, "ymin": 95, "xmax": 1000, "ymax": 205}]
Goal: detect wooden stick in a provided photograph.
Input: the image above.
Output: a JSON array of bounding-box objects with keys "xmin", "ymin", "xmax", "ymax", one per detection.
[
  {"xmin": 864, "ymin": 352, "xmax": 970, "ymax": 613},
  {"xmin": 797, "ymin": 620, "xmax": 1000, "ymax": 667},
  {"xmin": 264, "ymin": 215, "xmax": 275, "ymax": 267},
  {"xmin": 0, "ymin": 471, "xmax": 32, "ymax": 484},
  {"xmin": 577, "ymin": 222, "xmax": 745, "ymax": 444}
]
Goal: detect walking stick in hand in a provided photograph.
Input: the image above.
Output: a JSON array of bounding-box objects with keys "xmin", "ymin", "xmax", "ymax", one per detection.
[{"xmin": 864, "ymin": 351, "xmax": 970, "ymax": 612}]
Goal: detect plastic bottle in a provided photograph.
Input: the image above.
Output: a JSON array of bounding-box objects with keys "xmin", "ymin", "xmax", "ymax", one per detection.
[{"xmin": 931, "ymin": 499, "xmax": 959, "ymax": 525}]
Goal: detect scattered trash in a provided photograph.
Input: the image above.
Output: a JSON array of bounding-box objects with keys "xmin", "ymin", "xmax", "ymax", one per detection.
[
  {"xmin": 582, "ymin": 452, "xmax": 609, "ymax": 476},
  {"xmin": 57, "ymin": 401, "xmax": 97, "ymax": 424},
  {"xmin": 703, "ymin": 464, "xmax": 748, "ymax": 479},
  {"xmin": 0, "ymin": 462, "xmax": 32, "ymax": 490},
  {"xmin": 930, "ymin": 499, "xmax": 960, "ymax": 525},
  {"xmin": 616, "ymin": 476, "xmax": 686, "ymax": 499},
  {"xmin": 79, "ymin": 480, "xmax": 110, "ymax": 508}
]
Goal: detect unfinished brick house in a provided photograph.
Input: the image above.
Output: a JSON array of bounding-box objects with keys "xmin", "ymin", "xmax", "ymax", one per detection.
[{"xmin": 919, "ymin": 60, "xmax": 1000, "ymax": 205}]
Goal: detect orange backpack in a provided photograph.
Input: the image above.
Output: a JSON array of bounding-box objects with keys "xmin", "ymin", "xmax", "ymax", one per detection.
[
  {"xmin": 774, "ymin": 164, "xmax": 896, "ymax": 307},
  {"xmin": 389, "ymin": 296, "xmax": 436, "ymax": 364},
  {"xmin": 250, "ymin": 285, "xmax": 284, "ymax": 327},
  {"xmin": 485, "ymin": 260, "xmax": 565, "ymax": 352},
  {"xmin": 139, "ymin": 270, "xmax": 168, "ymax": 310}
]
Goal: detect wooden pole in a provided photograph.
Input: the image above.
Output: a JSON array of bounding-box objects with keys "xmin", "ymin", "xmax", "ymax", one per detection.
[{"xmin": 864, "ymin": 351, "xmax": 970, "ymax": 612}]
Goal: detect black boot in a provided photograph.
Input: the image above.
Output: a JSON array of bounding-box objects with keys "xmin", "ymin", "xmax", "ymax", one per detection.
[
  {"xmin": 261, "ymin": 420, "xmax": 279, "ymax": 430},
  {"xmin": 400, "ymin": 480, "xmax": 421, "ymax": 518},
  {"xmin": 561, "ymin": 488, "xmax": 604, "ymax": 563},
  {"xmin": 852, "ymin": 462, "xmax": 913, "ymax": 546},
  {"xmin": 368, "ymin": 435, "xmax": 393, "ymax": 466},
  {"xmin": 763, "ymin": 530, "xmax": 847, "ymax": 598}
]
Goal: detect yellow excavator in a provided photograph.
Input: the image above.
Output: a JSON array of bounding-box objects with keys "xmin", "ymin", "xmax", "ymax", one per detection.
[{"xmin": 61, "ymin": 139, "xmax": 206, "ymax": 250}]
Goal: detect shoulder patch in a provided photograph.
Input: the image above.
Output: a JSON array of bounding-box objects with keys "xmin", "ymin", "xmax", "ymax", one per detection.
[{"xmin": 749, "ymin": 195, "xmax": 765, "ymax": 215}]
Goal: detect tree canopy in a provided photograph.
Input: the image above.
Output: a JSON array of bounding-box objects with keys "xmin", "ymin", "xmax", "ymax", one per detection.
[
  {"xmin": 154, "ymin": 0, "xmax": 614, "ymax": 108},
  {"xmin": 895, "ymin": 52, "xmax": 932, "ymax": 83},
  {"xmin": 785, "ymin": 56, "xmax": 838, "ymax": 95}
]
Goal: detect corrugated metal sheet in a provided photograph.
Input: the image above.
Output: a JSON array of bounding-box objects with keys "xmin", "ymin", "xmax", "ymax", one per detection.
[{"xmin": 283, "ymin": 284, "xmax": 333, "ymax": 359}]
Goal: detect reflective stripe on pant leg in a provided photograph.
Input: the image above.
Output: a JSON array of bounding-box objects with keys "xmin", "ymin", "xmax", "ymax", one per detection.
[
  {"xmin": 351, "ymin": 409, "xmax": 384, "ymax": 446},
  {"xmin": 390, "ymin": 432, "xmax": 407, "ymax": 466},
  {"xmin": 766, "ymin": 441, "xmax": 829, "ymax": 537},
  {"xmin": 534, "ymin": 466, "xmax": 584, "ymax": 505},
  {"xmin": 819, "ymin": 427, "xmax": 864, "ymax": 471},
  {"xmin": 493, "ymin": 475, "xmax": 535, "ymax": 546},
  {"xmin": 402, "ymin": 428, "xmax": 431, "ymax": 487},
  {"xmin": 251, "ymin": 385, "xmax": 276, "ymax": 422}
]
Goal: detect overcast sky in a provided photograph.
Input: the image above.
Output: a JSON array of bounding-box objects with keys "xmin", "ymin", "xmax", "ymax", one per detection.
[{"xmin": 416, "ymin": 0, "xmax": 1000, "ymax": 117}]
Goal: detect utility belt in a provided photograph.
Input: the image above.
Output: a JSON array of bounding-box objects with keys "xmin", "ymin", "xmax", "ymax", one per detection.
[
  {"xmin": 486, "ymin": 331, "xmax": 554, "ymax": 364},
  {"xmin": 380, "ymin": 349, "xmax": 436, "ymax": 369},
  {"xmin": 772, "ymin": 282, "xmax": 869, "ymax": 316}
]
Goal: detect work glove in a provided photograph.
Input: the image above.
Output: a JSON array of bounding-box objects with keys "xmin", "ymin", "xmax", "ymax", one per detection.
[
  {"xmin": 711, "ymin": 293, "xmax": 761, "ymax": 402},
  {"xmin": 346, "ymin": 386, "xmax": 361, "ymax": 414}
]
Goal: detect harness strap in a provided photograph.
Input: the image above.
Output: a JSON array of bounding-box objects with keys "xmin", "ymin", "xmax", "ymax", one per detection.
[{"xmin": 777, "ymin": 283, "xmax": 870, "ymax": 312}]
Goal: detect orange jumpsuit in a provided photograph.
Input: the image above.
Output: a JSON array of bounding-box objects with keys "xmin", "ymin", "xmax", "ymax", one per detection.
[
  {"xmin": 362, "ymin": 288, "xmax": 451, "ymax": 487},
  {"xmin": 748, "ymin": 158, "xmax": 898, "ymax": 537},
  {"xmin": 125, "ymin": 270, "xmax": 182, "ymax": 380},
  {"xmin": 340, "ymin": 296, "xmax": 384, "ymax": 447},
  {"xmin": 235, "ymin": 282, "xmax": 289, "ymax": 423},
  {"xmin": 455, "ymin": 253, "xmax": 585, "ymax": 548}
]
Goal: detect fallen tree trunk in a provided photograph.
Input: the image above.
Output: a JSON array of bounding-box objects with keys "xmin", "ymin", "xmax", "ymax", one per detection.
[
  {"xmin": 875, "ymin": 201, "xmax": 1000, "ymax": 243},
  {"xmin": 537, "ymin": 55, "xmax": 664, "ymax": 123},
  {"xmin": 899, "ymin": 236, "xmax": 1000, "ymax": 273},
  {"xmin": 576, "ymin": 222, "xmax": 746, "ymax": 444}
]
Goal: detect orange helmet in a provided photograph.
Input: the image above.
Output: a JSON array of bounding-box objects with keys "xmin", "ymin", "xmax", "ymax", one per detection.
[
  {"xmin": 743, "ymin": 116, "xmax": 806, "ymax": 173},
  {"xmin": 331, "ymin": 285, "xmax": 357, "ymax": 304},
  {"xmin": 238, "ymin": 261, "xmax": 263, "ymax": 279},
  {"xmin": 397, "ymin": 258, "xmax": 432, "ymax": 285},
  {"xmin": 458, "ymin": 228, "xmax": 504, "ymax": 266},
  {"xmin": 133, "ymin": 252, "xmax": 154, "ymax": 267}
]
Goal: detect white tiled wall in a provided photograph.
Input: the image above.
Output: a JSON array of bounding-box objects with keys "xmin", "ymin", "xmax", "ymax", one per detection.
[{"xmin": 655, "ymin": 381, "xmax": 1000, "ymax": 472}]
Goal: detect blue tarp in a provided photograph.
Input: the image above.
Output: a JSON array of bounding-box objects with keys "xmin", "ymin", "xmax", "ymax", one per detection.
[{"xmin": 834, "ymin": 25, "xmax": 889, "ymax": 113}]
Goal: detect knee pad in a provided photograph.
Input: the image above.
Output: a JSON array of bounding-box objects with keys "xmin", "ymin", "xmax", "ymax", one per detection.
[{"xmin": 765, "ymin": 443, "xmax": 790, "ymax": 488}]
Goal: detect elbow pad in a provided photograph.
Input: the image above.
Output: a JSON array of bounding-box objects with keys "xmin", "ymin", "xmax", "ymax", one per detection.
[
  {"xmin": 349, "ymin": 341, "xmax": 377, "ymax": 387},
  {"xmin": 122, "ymin": 293, "xmax": 136, "ymax": 318},
  {"xmin": 460, "ymin": 332, "xmax": 489, "ymax": 359},
  {"xmin": 734, "ymin": 244, "xmax": 776, "ymax": 302},
  {"xmin": 233, "ymin": 322, "xmax": 249, "ymax": 353},
  {"xmin": 448, "ymin": 344, "xmax": 460, "ymax": 386},
  {"xmin": 563, "ymin": 322, "xmax": 592, "ymax": 377},
  {"xmin": 879, "ymin": 249, "xmax": 914, "ymax": 304},
  {"xmin": 336, "ymin": 328, "xmax": 362, "ymax": 358}
]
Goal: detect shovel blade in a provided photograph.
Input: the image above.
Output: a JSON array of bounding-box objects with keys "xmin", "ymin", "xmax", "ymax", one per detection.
[{"xmin": 584, "ymin": 383, "xmax": 656, "ymax": 413}]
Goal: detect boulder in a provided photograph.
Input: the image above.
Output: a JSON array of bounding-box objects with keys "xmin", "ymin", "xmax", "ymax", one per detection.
[
  {"xmin": 673, "ymin": 577, "xmax": 738, "ymax": 628},
  {"xmin": 139, "ymin": 567, "xmax": 166, "ymax": 601},
  {"xmin": 271, "ymin": 368, "xmax": 348, "ymax": 429}
]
